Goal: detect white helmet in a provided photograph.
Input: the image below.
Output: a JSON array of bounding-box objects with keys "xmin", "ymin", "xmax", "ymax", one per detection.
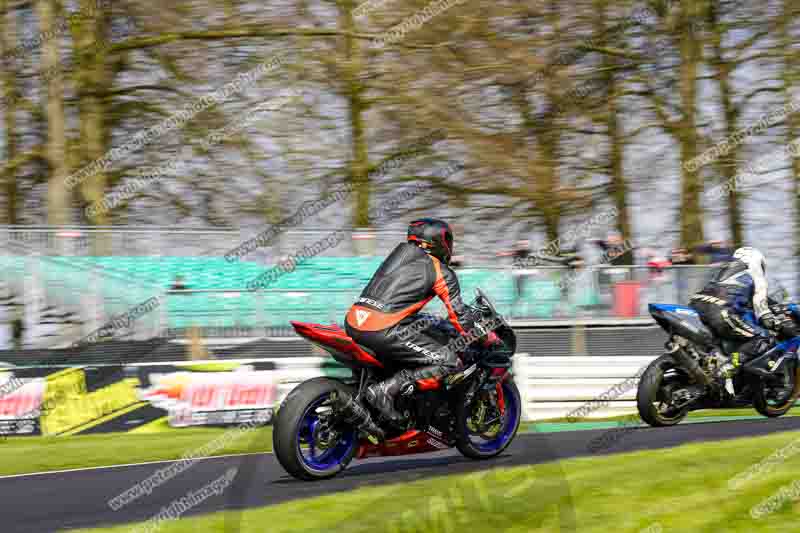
[{"xmin": 733, "ymin": 247, "xmax": 766, "ymax": 273}]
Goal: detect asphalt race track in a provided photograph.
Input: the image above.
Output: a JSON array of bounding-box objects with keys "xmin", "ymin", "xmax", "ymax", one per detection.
[{"xmin": 6, "ymin": 416, "xmax": 800, "ymax": 533}]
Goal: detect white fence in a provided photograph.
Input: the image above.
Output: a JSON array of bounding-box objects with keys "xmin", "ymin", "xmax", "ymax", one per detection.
[
  {"xmin": 512, "ymin": 355, "xmax": 656, "ymax": 420},
  {"xmin": 265, "ymin": 354, "xmax": 657, "ymax": 421}
]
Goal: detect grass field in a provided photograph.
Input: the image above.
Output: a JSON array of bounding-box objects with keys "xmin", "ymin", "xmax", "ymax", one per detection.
[
  {"xmin": 0, "ymin": 425, "xmax": 273, "ymax": 477},
  {"xmin": 73, "ymin": 429, "xmax": 800, "ymax": 533}
]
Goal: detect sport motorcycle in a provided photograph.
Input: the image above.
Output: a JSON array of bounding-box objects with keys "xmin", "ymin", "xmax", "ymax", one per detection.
[
  {"xmin": 273, "ymin": 288, "xmax": 521, "ymax": 480},
  {"xmin": 637, "ymin": 294, "xmax": 800, "ymax": 427}
]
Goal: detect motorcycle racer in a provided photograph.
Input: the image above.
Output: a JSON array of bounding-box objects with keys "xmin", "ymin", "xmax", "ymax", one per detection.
[
  {"xmin": 345, "ymin": 218, "xmax": 500, "ymax": 424},
  {"xmin": 689, "ymin": 247, "xmax": 797, "ymax": 379}
]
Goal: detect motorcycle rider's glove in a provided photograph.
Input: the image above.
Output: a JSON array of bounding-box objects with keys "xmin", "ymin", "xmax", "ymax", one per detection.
[
  {"xmin": 774, "ymin": 314, "xmax": 799, "ymax": 339},
  {"xmin": 471, "ymin": 318, "xmax": 501, "ymax": 348},
  {"xmin": 760, "ymin": 312, "xmax": 777, "ymax": 331},
  {"xmin": 482, "ymin": 331, "xmax": 501, "ymax": 347},
  {"xmin": 770, "ymin": 303, "xmax": 789, "ymax": 316}
]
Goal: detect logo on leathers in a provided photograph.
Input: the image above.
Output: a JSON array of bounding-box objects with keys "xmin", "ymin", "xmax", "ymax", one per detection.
[
  {"xmin": 358, "ymin": 297, "xmax": 385, "ymax": 309},
  {"xmin": 356, "ymin": 309, "xmax": 371, "ymax": 327}
]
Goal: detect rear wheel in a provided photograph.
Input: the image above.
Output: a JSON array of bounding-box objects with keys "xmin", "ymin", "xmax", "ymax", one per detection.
[
  {"xmin": 456, "ymin": 378, "xmax": 521, "ymax": 459},
  {"xmin": 273, "ymin": 377, "xmax": 358, "ymax": 481},
  {"xmin": 753, "ymin": 359, "xmax": 800, "ymax": 418},
  {"xmin": 637, "ymin": 354, "xmax": 691, "ymax": 427}
]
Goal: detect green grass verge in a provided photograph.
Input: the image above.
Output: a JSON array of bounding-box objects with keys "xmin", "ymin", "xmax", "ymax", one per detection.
[
  {"xmin": 0, "ymin": 425, "xmax": 273, "ymax": 477},
  {"xmin": 537, "ymin": 406, "xmax": 800, "ymax": 424},
  {"xmin": 74, "ymin": 429, "xmax": 800, "ymax": 533}
]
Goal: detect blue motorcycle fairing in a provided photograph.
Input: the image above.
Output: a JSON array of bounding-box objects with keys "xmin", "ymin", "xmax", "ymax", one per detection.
[
  {"xmin": 648, "ymin": 303, "xmax": 698, "ymax": 316},
  {"xmin": 773, "ymin": 337, "xmax": 800, "ymax": 357},
  {"xmin": 651, "ymin": 303, "xmax": 800, "ymax": 362},
  {"xmin": 649, "ymin": 304, "xmax": 767, "ymax": 335},
  {"xmin": 649, "ymin": 303, "xmax": 714, "ymax": 347}
]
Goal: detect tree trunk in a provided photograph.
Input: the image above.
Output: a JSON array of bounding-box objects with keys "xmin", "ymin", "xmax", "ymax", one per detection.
[
  {"xmin": 37, "ymin": 0, "xmax": 70, "ymax": 236},
  {"xmin": 710, "ymin": 1, "xmax": 743, "ymax": 247},
  {"xmin": 540, "ymin": 0, "xmax": 562, "ymax": 243},
  {"xmin": 0, "ymin": 0, "xmax": 18, "ymax": 224},
  {"xmin": 780, "ymin": 0, "xmax": 800, "ymax": 291},
  {"xmin": 76, "ymin": 0, "xmax": 111, "ymax": 253},
  {"xmin": 339, "ymin": 0, "xmax": 370, "ymax": 229},
  {"xmin": 539, "ymin": 127, "xmax": 561, "ymax": 243},
  {"xmin": 677, "ymin": 0, "xmax": 704, "ymax": 249},
  {"xmin": 596, "ymin": 0, "xmax": 632, "ymax": 261}
]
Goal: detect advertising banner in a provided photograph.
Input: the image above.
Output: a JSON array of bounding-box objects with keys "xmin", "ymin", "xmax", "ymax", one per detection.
[
  {"xmin": 0, "ymin": 359, "xmax": 284, "ymax": 437},
  {"xmin": 136, "ymin": 364, "xmax": 278, "ymax": 427},
  {"xmin": 0, "ymin": 372, "xmax": 46, "ymax": 435}
]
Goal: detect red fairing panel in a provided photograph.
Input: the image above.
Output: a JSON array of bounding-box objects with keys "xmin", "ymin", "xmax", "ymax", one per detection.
[
  {"xmin": 415, "ymin": 377, "xmax": 441, "ymax": 391},
  {"xmin": 290, "ymin": 321, "xmax": 384, "ymax": 368},
  {"xmin": 356, "ymin": 429, "xmax": 448, "ymax": 459}
]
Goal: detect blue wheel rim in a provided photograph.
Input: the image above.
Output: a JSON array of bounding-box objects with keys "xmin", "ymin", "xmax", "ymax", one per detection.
[
  {"xmin": 296, "ymin": 393, "xmax": 357, "ymax": 472},
  {"xmin": 463, "ymin": 381, "xmax": 520, "ymax": 453}
]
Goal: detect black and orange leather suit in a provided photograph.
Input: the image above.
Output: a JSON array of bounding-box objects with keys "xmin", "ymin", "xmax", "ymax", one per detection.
[{"xmin": 345, "ymin": 242, "xmax": 479, "ymax": 373}]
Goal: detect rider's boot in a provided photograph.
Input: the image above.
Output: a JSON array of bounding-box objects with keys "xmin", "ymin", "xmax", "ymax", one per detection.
[
  {"xmin": 710, "ymin": 351, "xmax": 754, "ymax": 402},
  {"xmin": 713, "ymin": 353, "xmax": 737, "ymax": 397},
  {"xmin": 364, "ymin": 369, "xmax": 416, "ymax": 423},
  {"xmin": 365, "ymin": 366, "xmax": 445, "ymax": 423},
  {"xmin": 709, "ymin": 348, "xmax": 736, "ymax": 380},
  {"xmin": 330, "ymin": 391, "xmax": 384, "ymax": 441}
]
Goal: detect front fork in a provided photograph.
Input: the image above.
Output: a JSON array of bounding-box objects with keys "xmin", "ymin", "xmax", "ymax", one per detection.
[{"xmin": 464, "ymin": 368, "xmax": 509, "ymax": 430}]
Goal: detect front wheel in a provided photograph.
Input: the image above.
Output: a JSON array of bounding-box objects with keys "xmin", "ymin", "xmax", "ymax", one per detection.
[
  {"xmin": 456, "ymin": 378, "xmax": 522, "ymax": 459},
  {"xmin": 637, "ymin": 354, "xmax": 691, "ymax": 427},
  {"xmin": 753, "ymin": 360, "xmax": 800, "ymax": 418},
  {"xmin": 273, "ymin": 377, "xmax": 358, "ymax": 481}
]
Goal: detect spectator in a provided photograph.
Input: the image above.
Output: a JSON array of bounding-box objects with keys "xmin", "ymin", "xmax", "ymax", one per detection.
[
  {"xmin": 645, "ymin": 249, "xmax": 671, "ymax": 282},
  {"xmin": 557, "ymin": 248, "xmax": 585, "ymax": 306},
  {"xmin": 670, "ymin": 247, "xmax": 696, "ymax": 304},
  {"xmin": 694, "ymin": 240, "xmax": 734, "ymax": 264},
  {"xmin": 644, "ymin": 249, "xmax": 671, "ymax": 304},
  {"xmin": 670, "ymin": 247, "xmax": 694, "ymax": 266},
  {"xmin": 590, "ymin": 232, "xmax": 628, "ymax": 265},
  {"xmin": 449, "ymin": 223, "xmax": 467, "ymax": 269},
  {"xmin": 449, "ymin": 255, "xmax": 465, "ymax": 269},
  {"xmin": 590, "ymin": 233, "xmax": 631, "ymax": 303},
  {"xmin": 11, "ymin": 307, "xmax": 24, "ymax": 351},
  {"xmin": 170, "ymin": 275, "xmax": 189, "ymax": 291},
  {"xmin": 497, "ymin": 240, "xmax": 533, "ymax": 308},
  {"xmin": 497, "ymin": 240, "xmax": 532, "ymax": 263}
]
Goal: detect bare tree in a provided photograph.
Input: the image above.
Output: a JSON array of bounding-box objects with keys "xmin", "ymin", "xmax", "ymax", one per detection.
[{"xmin": 37, "ymin": 0, "xmax": 70, "ymax": 230}]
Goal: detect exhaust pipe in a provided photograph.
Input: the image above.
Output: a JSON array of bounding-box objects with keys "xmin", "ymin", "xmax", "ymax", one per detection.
[
  {"xmin": 330, "ymin": 391, "xmax": 384, "ymax": 441},
  {"xmin": 667, "ymin": 342, "xmax": 711, "ymax": 387}
]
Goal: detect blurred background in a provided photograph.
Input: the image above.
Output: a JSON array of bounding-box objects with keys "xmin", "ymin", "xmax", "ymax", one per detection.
[
  {"xmin": 3, "ymin": 5, "xmax": 800, "ymax": 531},
  {"xmin": 0, "ymin": 0, "xmax": 799, "ymax": 352}
]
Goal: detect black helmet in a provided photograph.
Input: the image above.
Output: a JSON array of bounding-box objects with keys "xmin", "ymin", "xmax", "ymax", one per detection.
[{"xmin": 407, "ymin": 218, "xmax": 454, "ymax": 265}]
